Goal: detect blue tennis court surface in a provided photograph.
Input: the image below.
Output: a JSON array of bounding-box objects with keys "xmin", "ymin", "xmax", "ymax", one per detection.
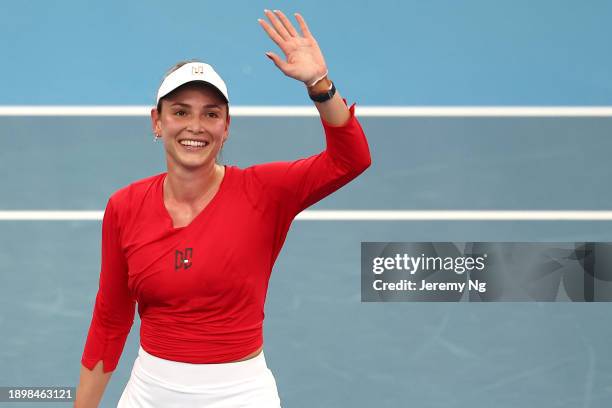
[
  {"xmin": 1, "ymin": 115, "xmax": 612, "ymax": 407},
  {"xmin": 3, "ymin": 116, "xmax": 612, "ymax": 210}
]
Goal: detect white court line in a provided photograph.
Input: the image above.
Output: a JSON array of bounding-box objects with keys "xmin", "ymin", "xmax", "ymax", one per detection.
[
  {"xmin": 1, "ymin": 106, "xmax": 612, "ymax": 117},
  {"xmin": 2, "ymin": 210, "xmax": 612, "ymax": 221},
  {"xmin": 0, "ymin": 211, "xmax": 104, "ymax": 220}
]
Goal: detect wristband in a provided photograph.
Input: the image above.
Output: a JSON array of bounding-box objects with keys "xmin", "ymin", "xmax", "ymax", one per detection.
[{"xmin": 306, "ymin": 70, "xmax": 329, "ymax": 87}]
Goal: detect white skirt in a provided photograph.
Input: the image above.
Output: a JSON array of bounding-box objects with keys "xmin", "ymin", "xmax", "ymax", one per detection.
[{"xmin": 117, "ymin": 346, "xmax": 282, "ymax": 407}]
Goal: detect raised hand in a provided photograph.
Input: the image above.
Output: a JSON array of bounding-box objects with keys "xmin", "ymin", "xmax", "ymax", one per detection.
[{"xmin": 258, "ymin": 10, "xmax": 328, "ymax": 86}]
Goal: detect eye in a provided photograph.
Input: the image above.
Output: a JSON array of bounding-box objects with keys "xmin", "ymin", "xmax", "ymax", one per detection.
[
  {"xmin": 174, "ymin": 110, "xmax": 187, "ymax": 117},
  {"xmin": 207, "ymin": 112, "xmax": 219, "ymax": 118}
]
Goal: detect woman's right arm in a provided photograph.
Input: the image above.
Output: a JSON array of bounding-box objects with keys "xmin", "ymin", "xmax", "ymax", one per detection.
[
  {"xmin": 75, "ymin": 196, "xmax": 136, "ymax": 407},
  {"xmin": 74, "ymin": 361, "xmax": 112, "ymax": 407}
]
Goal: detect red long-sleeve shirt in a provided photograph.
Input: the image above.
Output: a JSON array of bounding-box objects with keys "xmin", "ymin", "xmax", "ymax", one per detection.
[{"xmin": 81, "ymin": 102, "xmax": 371, "ymax": 373}]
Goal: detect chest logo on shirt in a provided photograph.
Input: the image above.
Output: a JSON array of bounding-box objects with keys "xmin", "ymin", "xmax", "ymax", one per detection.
[{"xmin": 175, "ymin": 248, "xmax": 193, "ymax": 270}]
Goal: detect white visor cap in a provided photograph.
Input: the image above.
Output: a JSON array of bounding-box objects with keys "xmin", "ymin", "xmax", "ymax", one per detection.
[{"xmin": 156, "ymin": 62, "xmax": 229, "ymax": 106}]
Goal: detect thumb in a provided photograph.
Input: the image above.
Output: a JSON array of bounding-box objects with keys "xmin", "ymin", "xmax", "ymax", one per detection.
[{"xmin": 265, "ymin": 52, "xmax": 289, "ymax": 73}]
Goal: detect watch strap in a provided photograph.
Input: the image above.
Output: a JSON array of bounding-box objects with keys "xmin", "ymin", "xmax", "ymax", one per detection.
[{"xmin": 309, "ymin": 81, "xmax": 336, "ymax": 103}]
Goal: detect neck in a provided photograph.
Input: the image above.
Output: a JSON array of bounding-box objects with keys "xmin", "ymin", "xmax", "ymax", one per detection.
[{"xmin": 164, "ymin": 162, "xmax": 223, "ymax": 205}]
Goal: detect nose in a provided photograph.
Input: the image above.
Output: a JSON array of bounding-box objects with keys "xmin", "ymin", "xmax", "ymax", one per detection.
[{"xmin": 186, "ymin": 115, "xmax": 205, "ymax": 134}]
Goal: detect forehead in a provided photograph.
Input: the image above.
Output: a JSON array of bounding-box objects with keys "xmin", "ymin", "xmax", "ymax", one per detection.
[{"xmin": 163, "ymin": 82, "xmax": 227, "ymax": 106}]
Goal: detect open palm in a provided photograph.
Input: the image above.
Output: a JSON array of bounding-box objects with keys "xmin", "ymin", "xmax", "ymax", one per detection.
[{"xmin": 258, "ymin": 10, "xmax": 328, "ymax": 86}]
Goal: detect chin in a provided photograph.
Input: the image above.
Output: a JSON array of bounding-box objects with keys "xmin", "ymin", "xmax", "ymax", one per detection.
[
  {"xmin": 180, "ymin": 160, "xmax": 210, "ymax": 170},
  {"xmin": 183, "ymin": 156, "xmax": 216, "ymax": 169},
  {"xmin": 167, "ymin": 148, "xmax": 217, "ymax": 171}
]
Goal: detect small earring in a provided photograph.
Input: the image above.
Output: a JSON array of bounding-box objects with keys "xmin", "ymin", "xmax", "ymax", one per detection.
[{"xmin": 154, "ymin": 133, "xmax": 160, "ymax": 141}]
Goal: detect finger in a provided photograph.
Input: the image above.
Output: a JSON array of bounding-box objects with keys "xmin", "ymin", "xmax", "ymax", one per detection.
[
  {"xmin": 294, "ymin": 13, "xmax": 312, "ymax": 38},
  {"xmin": 273, "ymin": 10, "xmax": 298, "ymax": 37},
  {"xmin": 264, "ymin": 9, "xmax": 291, "ymax": 41},
  {"xmin": 258, "ymin": 18, "xmax": 285, "ymax": 47},
  {"xmin": 264, "ymin": 51, "xmax": 290, "ymax": 74}
]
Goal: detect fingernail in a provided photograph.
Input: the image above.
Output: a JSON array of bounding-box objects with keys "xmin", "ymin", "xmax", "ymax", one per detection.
[
  {"xmin": 273, "ymin": 9, "xmax": 280, "ymax": 12},
  {"xmin": 264, "ymin": 9, "xmax": 270, "ymax": 13}
]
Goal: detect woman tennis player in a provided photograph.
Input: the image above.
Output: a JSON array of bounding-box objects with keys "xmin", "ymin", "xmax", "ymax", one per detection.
[{"xmin": 75, "ymin": 10, "xmax": 371, "ymax": 407}]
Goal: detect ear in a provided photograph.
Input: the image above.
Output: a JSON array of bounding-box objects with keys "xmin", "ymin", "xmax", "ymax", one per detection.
[
  {"xmin": 151, "ymin": 107, "xmax": 161, "ymax": 136},
  {"xmin": 223, "ymin": 113, "xmax": 231, "ymax": 142}
]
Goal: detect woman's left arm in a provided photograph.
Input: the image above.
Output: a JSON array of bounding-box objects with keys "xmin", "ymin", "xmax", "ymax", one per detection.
[
  {"xmin": 258, "ymin": 10, "xmax": 349, "ymax": 126},
  {"xmin": 255, "ymin": 10, "xmax": 371, "ymax": 216}
]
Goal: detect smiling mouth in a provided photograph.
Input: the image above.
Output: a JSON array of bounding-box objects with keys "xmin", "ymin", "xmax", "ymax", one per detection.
[{"xmin": 178, "ymin": 139, "xmax": 210, "ymax": 151}]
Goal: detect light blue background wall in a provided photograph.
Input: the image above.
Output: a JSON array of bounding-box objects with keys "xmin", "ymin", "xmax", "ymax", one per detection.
[{"xmin": 1, "ymin": 0, "xmax": 611, "ymax": 105}]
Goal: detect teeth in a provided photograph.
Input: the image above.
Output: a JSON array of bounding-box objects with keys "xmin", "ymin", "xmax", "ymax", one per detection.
[{"xmin": 180, "ymin": 140, "xmax": 208, "ymax": 147}]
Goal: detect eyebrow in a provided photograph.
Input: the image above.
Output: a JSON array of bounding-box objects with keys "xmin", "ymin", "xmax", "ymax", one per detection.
[{"xmin": 170, "ymin": 102, "xmax": 222, "ymax": 109}]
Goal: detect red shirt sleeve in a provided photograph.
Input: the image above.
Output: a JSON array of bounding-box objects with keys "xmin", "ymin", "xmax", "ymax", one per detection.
[
  {"xmin": 245, "ymin": 100, "xmax": 372, "ymax": 217},
  {"xmin": 81, "ymin": 197, "xmax": 136, "ymax": 373}
]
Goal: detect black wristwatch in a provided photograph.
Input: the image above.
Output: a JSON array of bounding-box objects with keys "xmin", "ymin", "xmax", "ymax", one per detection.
[{"xmin": 308, "ymin": 81, "xmax": 336, "ymax": 103}]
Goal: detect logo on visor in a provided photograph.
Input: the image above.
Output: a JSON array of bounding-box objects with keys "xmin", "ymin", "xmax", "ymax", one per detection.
[
  {"xmin": 192, "ymin": 65, "xmax": 204, "ymax": 75},
  {"xmin": 175, "ymin": 248, "xmax": 193, "ymax": 270}
]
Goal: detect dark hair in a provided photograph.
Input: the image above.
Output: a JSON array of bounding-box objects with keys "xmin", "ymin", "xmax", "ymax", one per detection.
[{"xmin": 156, "ymin": 59, "xmax": 229, "ymax": 118}]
